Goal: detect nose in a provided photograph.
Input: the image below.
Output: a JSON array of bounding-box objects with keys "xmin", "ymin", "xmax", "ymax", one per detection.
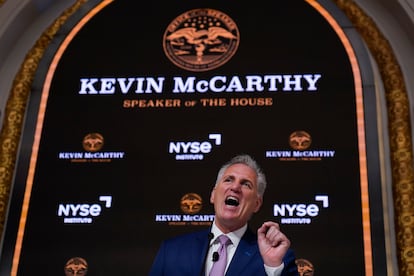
[{"xmin": 230, "ymin": 180, "xmax": 242, "ymax": 192}]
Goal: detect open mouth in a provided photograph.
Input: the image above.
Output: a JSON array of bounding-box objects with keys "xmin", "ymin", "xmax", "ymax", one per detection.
[{"xmin": 225, "ymin": 196, "xmax": 239, "ymax": 206}]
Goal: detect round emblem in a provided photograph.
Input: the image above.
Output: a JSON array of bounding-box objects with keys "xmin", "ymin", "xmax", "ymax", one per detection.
[
  {"xmin": 64, "ymin": 257, "xmax": 88, "ymax": 276},
  {"xmin": 295, "ymin": 258, "xmax": 314, "ymax": 276},
  {"xmin": 82, "ymin": 133, "xmax": 104, "ymax": 152},
  {"xmin": 180, "ymin": 193, "xmax": 203, "ymax": 214},
  {"xmin": 289, "ymin": 131, "xmax": 312, "ymax": 150},
  {"xmin": 163, "ymin": 8, "xmax": 240, "ymax": 72}
]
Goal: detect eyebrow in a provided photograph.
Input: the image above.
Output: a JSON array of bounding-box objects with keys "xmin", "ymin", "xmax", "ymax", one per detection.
[{"xmin": 223, "ymin": 174, "xmax": 255, "ymax": 185}]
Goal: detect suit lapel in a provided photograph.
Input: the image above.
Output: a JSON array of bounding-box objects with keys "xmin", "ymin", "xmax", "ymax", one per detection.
[
  {"xmin": 192, "ymin": 229, "xmax": 212, "ymax": 275},
  {"xmin": 225, "ymin": 229, "xmax": 259, "ymax": 275}
]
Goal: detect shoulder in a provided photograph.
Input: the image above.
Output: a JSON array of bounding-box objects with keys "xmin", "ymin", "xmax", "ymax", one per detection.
[{"xmin": 241, "ymin": 227, "xmax": 259, "ymax": 244}]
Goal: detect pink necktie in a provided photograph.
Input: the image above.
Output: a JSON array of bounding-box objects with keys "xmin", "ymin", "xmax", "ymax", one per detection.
[{"xmin": 209, "ymin": 235, "xmax": 231, "ymax": 276}]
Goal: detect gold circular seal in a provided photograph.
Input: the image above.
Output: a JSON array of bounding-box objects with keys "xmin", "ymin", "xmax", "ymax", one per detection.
[
  {"xmin": 64, "ymin": 257, "xmax": 88, "ymax": 276},
  {"xmin": 163, "ymin": 8, "xmax": 240, "ymax": 72},
  {"xmin": 180, "ymin": 193, "xmax": 203, "ymax": 214},
  {"xmin": 295, "ymin": 258, "xmax": 314, "ymax": 276},
  {"xmin": 82, "ymin": 133, "xmax": 104, "ymax": 152},
  {"xmin": 289, "ymin": 130, "xmax": 312, "ymax": 150}
]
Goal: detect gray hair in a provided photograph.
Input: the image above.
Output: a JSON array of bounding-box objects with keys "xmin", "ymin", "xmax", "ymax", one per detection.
[{"xmin": 215, "ymin": 154, "xmax": 267, "ymax": 197}]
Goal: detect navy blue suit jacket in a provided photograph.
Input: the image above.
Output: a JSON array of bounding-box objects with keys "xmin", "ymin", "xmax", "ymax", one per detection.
[{"xmin": 149, "ymin": 228, "xmax": 298, "ymax": 276}]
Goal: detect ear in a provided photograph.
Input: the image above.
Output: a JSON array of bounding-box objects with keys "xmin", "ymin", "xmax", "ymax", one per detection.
[
  {"xmin": 210, "ymin": 187, "xmax": 216, "ymax": 204},
  {"xmin": 253, "ymin": 196, "xmax": 263, "ymax": 213}
]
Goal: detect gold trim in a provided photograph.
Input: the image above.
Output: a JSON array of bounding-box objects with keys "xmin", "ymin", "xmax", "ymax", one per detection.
[
  {"xmin": 0, "ymin": 0, "xmax": 87, "ymax": 237},
  {"xmin": 306, "ymin": 1, "xmax": 372, "ymax": 274},
  {"xmin": 333, "ymin": 0, "xmax": 414, "ymax": 275},
  {"xmin": 10, "ymin": 1, "xmax": 113, "ymax": 273}
]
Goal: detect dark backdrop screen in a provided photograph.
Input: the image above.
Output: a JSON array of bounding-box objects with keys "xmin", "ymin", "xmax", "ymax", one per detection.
[{"xmin": 0, "ymin": 0, "xmax": 382, "ymax": 275}]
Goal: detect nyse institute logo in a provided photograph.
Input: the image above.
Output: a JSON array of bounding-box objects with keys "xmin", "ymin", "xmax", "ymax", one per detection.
[
  {"xmin": 58, "ymin": 133, "xmax": 125, "ymax": 162},
  {"xmin": 57, "ymin": 196, "xmax": 112, "ymax": 224},
  {"xmin": 273, "ymin": 195, "xmax": 329, "ymax": 225},
  {"xmin": 169, "ymin": 133, "xmax": 222, "ymax": 160},
  {"xmin": 266, "ymin": 130, "xmax": 335, "ymax": 161},
  {"xmin": 163, "ymin": 8, "xmax": 239, "ymax": 72}
]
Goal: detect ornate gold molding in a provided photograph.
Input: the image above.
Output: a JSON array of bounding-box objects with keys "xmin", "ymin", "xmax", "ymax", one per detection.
[
  {"xmin": 333, "ymin": 0, "xmax": 414, "ymax": 275},
  {"xmin": 0, "ymin": 0, "xmax": 87, "ymax": 238}
]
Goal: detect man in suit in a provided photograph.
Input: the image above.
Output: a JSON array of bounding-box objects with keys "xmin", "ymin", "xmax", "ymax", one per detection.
[{"xmin": 150, "ymin": 154, "xmax": 298, "ymax": 276}]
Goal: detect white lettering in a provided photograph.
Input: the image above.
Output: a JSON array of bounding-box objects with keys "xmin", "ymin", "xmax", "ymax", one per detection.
[
  {"xmin": 303, "ymin": 74, "xmax": 321, "ymax": 91},
  {"xmin": 79, "ymin": 78, "xmax": 98, "ymax": 94},
  {"xmin": 118, "ymin": 78, "xmax": 136, "ymax": 93},
  {"xmin": 210, "ymin": 76, "xmax": 226, "ymax": 92},
  {"xmin": 246, "ymin": 75, "xmax": 264, "ymax": 92},
  {"xmin": 155, "ymin": 215, "xmax": 182, "ymax": 221},
  {"xmin": 169, "ymin": 141, "xmax": 212, "ymax": 154},
  {"xmin": 265, "ymin": 151, "xmax": 291, "ymax": 158},
  {"xmin": 175, "ymin": 154, "xmax": 204, "ymax": 160},
  {"xmin": 281, "ymin": 218, "xmax": 311, "ymax": 224},
  {"xmin": 283, "ymin": 75, "xmax": 302, "ymax": 91},
  {"xmin": 273, "ymin": 203, "xmax": 320, "ymax": 217},
  {"xmin": 100, "ymin": 78, "xmax": 116, "ymax": 94},
  {"xmin": 173, "ymin": 76, "xmax": 195, "ymax": 93},
  {"xmin": 226, "ymin": 76, "xmax": 244, "ymax": 92},
  {"xmin": 264, "ymin": 75, "xmax": 283, "ymax": 91},
  {"xmin": 79, "ymin": 77, "xmax": 165, "ymax": 94},
  {"xmin": 80, "ymin": 74, "xmax": 322, "ymax": 94},
  {"xmin": 57, "ymin": 204, "xmax": 102, "ymax": 217}
]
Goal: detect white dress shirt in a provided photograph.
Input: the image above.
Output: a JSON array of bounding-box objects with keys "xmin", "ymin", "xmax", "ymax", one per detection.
[{"xmin": 205, "ymin": 221, "xmax": 284, "ymax": 276}]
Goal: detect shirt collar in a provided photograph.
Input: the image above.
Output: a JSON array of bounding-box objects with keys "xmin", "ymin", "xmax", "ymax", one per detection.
[{"xmin": 210, "ymin": 221, "xmax": 247, "ymax": 248}]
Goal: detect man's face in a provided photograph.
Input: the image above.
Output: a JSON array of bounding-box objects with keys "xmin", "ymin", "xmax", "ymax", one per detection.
[{"xmin": 210, "ymin": 163, "xmax": 263, "ymax": 232}]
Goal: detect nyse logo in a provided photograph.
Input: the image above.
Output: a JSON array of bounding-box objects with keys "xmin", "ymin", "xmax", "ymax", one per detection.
[
  {"xmin": 169, "ymin": 134, "xmax": 222, "ymax": 160},
  {"xmin": 57, "ymin": 196, "xmax": 112, "ymax": 224},
  {"xmin": 273, "ymin": 195, "xmax": 329, "ymax": 225}
]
